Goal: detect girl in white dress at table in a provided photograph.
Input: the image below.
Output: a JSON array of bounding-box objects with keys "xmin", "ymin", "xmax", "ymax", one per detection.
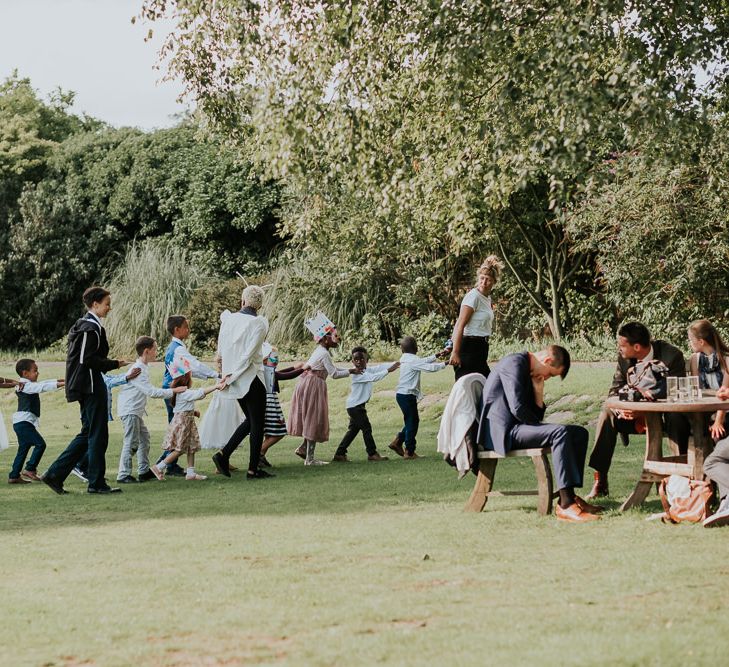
[
  {"xmin": 287, "ymin": 312, "xmax": 359, "ymax": 466},
  {"xmin": 152, "ymin": 359, "xmax": 224, "ymax": 481}
]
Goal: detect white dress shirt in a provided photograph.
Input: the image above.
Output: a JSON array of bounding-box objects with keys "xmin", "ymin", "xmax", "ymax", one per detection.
[
  {"xmin": 396, "ymin": 353, "xmax": 446, "ymax": 400},
  {"xmin": 117, "ymin": 359, "xmax": 174, "ymax": 418},
  {"xmin": 346, "ymin": 364, "xmax": 390, "ymax": 408},
  {"xmin": 307, "ymin": 345, "xmax": 349, "ymax": 379},
  {"xmin": 12, "ymin": 380, "xmax": 59, "ymax": 427},
  {"xmin": 172, "ymin": 387, "xmax": 207, "ymax": 414},
  {"xmin": 171, "ymin": 338, "xmax": 219, "ymax": 380}
]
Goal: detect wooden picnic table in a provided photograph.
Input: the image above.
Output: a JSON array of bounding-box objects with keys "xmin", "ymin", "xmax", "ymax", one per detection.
[{"xmin": 604, "ymin": 396, "xmax": 729, "ymax": 511}]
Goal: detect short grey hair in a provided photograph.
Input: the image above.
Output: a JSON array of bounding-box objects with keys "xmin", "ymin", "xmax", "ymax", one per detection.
[{"xmin": 242, "ymin": 285, "xmax": 264, "ymax": 310}]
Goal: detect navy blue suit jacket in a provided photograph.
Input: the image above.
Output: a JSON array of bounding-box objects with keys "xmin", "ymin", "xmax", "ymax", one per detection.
[{"xmin": 476, "ymin": 352, "xmax": 546, "ymax": 455}]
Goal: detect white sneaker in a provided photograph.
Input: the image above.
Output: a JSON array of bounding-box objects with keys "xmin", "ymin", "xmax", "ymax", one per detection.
[
  {"xmin": 304, "ymin": 459, "xmax": 329, "ymax": 466},
  {"xmin": 70, "ymin": 466, "xmax": 88, "ymax": 483},
  {"xmin": 704, "ymin": 496, "xmax": 729, "ymax": 528},
  {"xmin": 186, "ymin": 473, "xmax": 207, "ymax": 481}
]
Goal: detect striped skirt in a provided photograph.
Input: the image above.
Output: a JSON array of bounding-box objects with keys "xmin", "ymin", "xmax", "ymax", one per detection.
[{"xmin": 265, "ymin": 393, "xmax": 288, "ymax": 437}]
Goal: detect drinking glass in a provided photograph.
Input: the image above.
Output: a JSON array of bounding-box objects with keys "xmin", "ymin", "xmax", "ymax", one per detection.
[
  {"xmin": 678, "ymin": 377, "xmax": 690, "ymax": 402},
  {"xmin": 689, "ymin": 375, "xmax": 702, "ymax": 401},
  {"xmin": 667, "ymin": 377, "xmax": 679, "ymax": 403}
]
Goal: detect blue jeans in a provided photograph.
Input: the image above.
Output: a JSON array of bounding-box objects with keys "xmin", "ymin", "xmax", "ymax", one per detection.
[
  {"xmin": 396, "ymin": 393, "xmax": 420, "ymax": 454},
  {"xmin": 10, "ymin": 421, "xmax": 46, "ymax": 479}
]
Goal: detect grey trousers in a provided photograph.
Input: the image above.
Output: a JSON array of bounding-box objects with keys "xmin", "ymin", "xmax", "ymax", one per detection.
[
  {"xmin": 704, "ymin": 436, "xmax": 729, "ymax": 500},
  {"xmin": 117, "ymin": 414, "xmax": 151, "ymax": 480}
]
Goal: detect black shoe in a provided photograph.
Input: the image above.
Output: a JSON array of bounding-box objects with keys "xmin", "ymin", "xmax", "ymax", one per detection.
[
  {"xmin": 212, "ymin": 452, "xmax": 231, "ymax": 478},
  {"xmin": 117, "ymin": 475, "xmax": 138, "ymax": 484},
  {"xmin": 260, "ymin": 455, "xmax": 273, "ymax": 468},
  {"xmin": 247, "ymin": 469, "xmax": 275, "ymax": 479},
  {"xmin": 88, "ymin": 486, "xmax": 122, "ymax": 494},
  {"xmin": 138, "ymin": 470, "xmax": 156, "ymax": 482},
  {"xmin": 41, "ymin": 475, "xmax": 68, "ymax": 495},
  {"xmin": 167, "ymin": 465, "xmax": 186, "ymax": 478}
]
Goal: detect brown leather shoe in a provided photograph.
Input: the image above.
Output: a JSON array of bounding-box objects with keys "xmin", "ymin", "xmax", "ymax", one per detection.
[
  {"xmin": 403, "ymin": 451, "xmax": 420, "ymax": 460},
  {"xmin": 21, "ymin": 470, "xmax": 41, "ymax": 482},
  {"xmin": 8, "ymin": 477, "xmax": 31, "ymax": 484},
  {"xmin": 585, "ymin": 471, "xmax": 609, "ymax": 499},
  {"xmin": 574, "ymin": 495, "xmax": 604, "ymax": 514},
  {"xmin": 388, "ymin": 437, "xmax": 405, "ymax": 457},
  {"xmin": 332, "ymin": 454, "xmax": 350, "ymax": 462},
  {"xmin": 555, "ymin": 502, "xmax": 601, "ymax": 523},
  {"xmin": 367, "ymin": 452, "xmax": 389, "ymax": 461}
]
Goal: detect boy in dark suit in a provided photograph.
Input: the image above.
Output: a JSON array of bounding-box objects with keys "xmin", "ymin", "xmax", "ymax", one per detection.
[
  {"xmin": 42, "ymin": 286, "xmax": 128, "ymax": 495},
  {"xmin": 477, "ymin": 345, "xmax": 598, "ymax": 523}
]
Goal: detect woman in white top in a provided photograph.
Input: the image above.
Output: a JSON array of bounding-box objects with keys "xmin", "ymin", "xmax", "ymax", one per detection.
[
  {"xmin": 450, "ymin": 255, "xmax": 504, "ymax": 380},
  {"xmin": 212, "ymin": 285, "xmax": 272, "ymax": 479}
]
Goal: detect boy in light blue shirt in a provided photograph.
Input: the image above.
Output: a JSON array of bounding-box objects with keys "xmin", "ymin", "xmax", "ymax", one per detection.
[{"xmin": 332, "ymin": 347, "xmax": 399, "ymax": 462}]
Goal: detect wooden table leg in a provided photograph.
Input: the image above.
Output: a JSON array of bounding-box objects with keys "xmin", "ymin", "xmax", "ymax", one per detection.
[
  {"xmin": 465, "ymin": 459, "xmax": 497, "ymax": 512},
  {"xmin": 532, "ymin": 453, "xmax": 554, "ymax": 516},
  {"xmin": 689, "ymin": 413, "xmax": 711, "ymax": 480},
  {"xmin": 621, "ymin": 413, "xmax": 663, "ymax": 511}
]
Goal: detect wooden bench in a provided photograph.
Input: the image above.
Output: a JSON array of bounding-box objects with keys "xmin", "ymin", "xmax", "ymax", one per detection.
[{"xmin": 465, "ymin": 447, "xmax": 557, "ymax": 515}]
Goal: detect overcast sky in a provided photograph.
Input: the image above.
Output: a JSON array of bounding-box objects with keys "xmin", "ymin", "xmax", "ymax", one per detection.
[{"xmin": 0, "ymin": 0, "xmax": 188, "ymax": 129}]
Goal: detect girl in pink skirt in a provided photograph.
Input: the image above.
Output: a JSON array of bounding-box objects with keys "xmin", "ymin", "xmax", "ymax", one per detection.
[
  {"xmin": 288, "ymin": 324, "xmax": 359, "ymax": 466},
  {"xmin": 152, "ymin": 370, "xmax": 224, "ymax": 481}
]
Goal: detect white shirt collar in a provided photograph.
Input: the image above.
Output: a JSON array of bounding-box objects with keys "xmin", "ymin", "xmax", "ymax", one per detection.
[
  {"xmin": 172, "ymin": 337, "xmax": 186, "ymax": 347},
  {"xmin": 86, "ymin": 311, "xmax": 102, "ymax": 327}
]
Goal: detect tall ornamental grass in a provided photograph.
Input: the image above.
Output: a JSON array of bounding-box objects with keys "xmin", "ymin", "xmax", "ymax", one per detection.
[{"xmin": 105, "ymin": 240, "xmax": 209, "ymax": 356}]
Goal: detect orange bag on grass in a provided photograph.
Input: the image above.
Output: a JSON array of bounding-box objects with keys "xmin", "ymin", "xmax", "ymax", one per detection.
[{"xmin": 658, "ymin": 475, "xmax": 713, "ymax": 524}]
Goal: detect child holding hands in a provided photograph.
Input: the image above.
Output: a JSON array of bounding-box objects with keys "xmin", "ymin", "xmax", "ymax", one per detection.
[
  {"xmin": 9, "ymin": 359, "xmax": 64, "ymax": 484},
  {"xmin": 152, "ymin": 365, "xmax": 225, "ymax": 481},
  {"xmin": 332, "ymin": 347, "xmax": 399, "ymax": 462},
  {"xmin": 389, "ymin": 336, "xmax": 448, "ymax": 459}
]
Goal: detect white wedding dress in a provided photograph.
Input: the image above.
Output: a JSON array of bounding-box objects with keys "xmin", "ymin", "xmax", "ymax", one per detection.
[{"xmin": 199, "ymin": 392, "xmax": 244, "ymax": 450}]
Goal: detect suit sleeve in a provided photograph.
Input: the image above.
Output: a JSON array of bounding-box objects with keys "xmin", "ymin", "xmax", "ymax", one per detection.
[
  {"xmin": 666, "ymin": 347, "xmax": 687, "ymax": 378},
  {"xmin": 500, "ymin": 357, "xmax": 545, "ymax": 424},
  {"xmin": 607, "ymin": 357, "xmax": 626, "ymax": 398},
  {"xmin": 80, "ymin": 330, "xmax": 120, "ymax": 373}
]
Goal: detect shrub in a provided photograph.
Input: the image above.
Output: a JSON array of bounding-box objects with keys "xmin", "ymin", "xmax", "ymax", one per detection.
[{"xmin": 104, "ymin": 239, "xmax": 209, "ymax": 356}]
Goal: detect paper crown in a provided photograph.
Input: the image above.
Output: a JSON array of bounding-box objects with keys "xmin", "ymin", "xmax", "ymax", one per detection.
[
  {"xmin": 167, "ymin": 355, "xmax": 192, "ymax": 380},
  {"xmin": 304, "ymin": 312, "xmax": 336, "ymax": 340}
]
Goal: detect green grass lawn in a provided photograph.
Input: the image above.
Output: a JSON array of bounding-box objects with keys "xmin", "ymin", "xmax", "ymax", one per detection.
[{"xmin": 1, "ymin": 362, "xmax": 728, "ymax": 666}]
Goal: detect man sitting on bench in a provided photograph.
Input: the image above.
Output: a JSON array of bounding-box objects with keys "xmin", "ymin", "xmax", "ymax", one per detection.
[{"xmin": 476, "ymin": 345, "xmax": 600, "ymax": 523}]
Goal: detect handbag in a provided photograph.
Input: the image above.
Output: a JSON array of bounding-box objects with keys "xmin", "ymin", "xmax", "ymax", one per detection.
[{"xmin": 658, "ymin": 475, "xmax": 714, "ymax": 524}]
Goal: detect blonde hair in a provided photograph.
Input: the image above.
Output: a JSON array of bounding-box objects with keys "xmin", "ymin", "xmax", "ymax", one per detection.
[
  {"xmin": 242, "ymin": 285, "xmax": 264, "ymax": 310},
  {"xmin": 689, "ymin": 319, "xmax": 729, "ymax": 375},
  {"xmin": 476, "ymin": 255, "xmax": 504, "ymax": 284}
]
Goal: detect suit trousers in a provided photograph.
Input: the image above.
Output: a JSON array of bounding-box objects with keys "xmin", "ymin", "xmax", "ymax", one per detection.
[
  {"xmin": 510, "ymin": 422, "xmax": 588, "ymax": 491},
  {"xmin": 46, "ymin": 381, "xmax": 109, "ymax": 489},
  {"xmin": 704, "ymin": 436, "xmax": 729, "ymax": 500},
  {"xmin": 221, "ymin": 376, "xmax": 266, "ymax": 471},
  {"xmin": 588, "ymin": 406, "xmax": 690, "ymax": 474},
  {"xmin": 336, "ymin": 404, "xmax": 377, "ymax": 456}
]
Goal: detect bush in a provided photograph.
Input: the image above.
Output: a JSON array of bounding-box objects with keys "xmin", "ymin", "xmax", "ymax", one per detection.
[{"xmin": 186, "ymin": 278, "xmax": 246, "ymax": 352}]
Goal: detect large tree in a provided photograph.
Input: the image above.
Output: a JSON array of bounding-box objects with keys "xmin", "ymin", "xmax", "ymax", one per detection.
[{"xmin": 140, "ymin": 1, "xmax": 729, "ymax": 338}]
